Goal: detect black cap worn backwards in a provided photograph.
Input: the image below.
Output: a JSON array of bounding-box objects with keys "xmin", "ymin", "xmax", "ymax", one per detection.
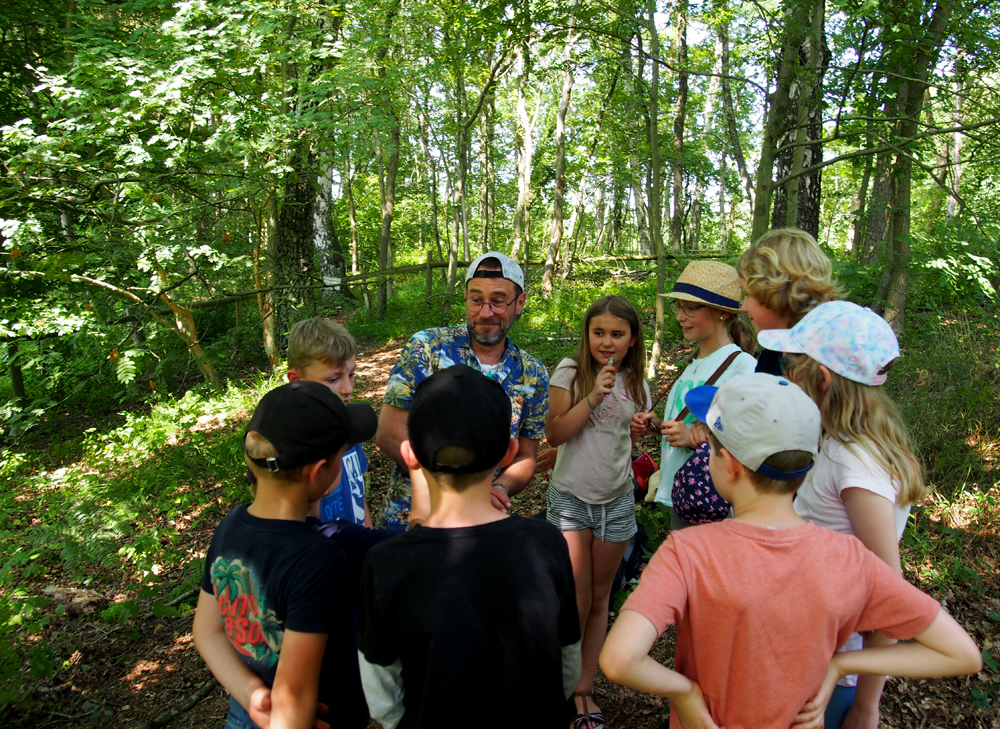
[
  {"xmin": 245, "ymin": 380, "xmax": 377, "ymax": 472},
  {"xmin": 408, "ymin": 364, "xmax": 512, "ymax": 474}
]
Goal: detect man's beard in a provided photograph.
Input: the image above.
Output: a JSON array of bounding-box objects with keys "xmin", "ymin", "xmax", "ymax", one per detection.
[{"xmin": 467, "ymin": 315, "xmax": 513, "ymax": 347}]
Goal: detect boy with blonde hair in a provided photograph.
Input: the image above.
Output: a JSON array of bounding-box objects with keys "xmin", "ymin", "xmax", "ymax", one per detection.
[
  {"xmin": 194, "ymin": 381, "xmax": 378, "ymax": 729},
  {"xmin": 286, "ymin": 318, "xmax": 373, "ymax": 528},
  {"xmin": 735, "ymin": 227, "xmax": 841, "ymax": 376},
  {"xmin": 600, "ymin": 374, "xmax": 981, "ymax": 729}
]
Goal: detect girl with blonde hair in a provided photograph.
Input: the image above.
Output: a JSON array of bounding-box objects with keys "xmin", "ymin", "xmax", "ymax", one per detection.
[{"xmin": 759, "ymin": 301, "xmax": 925, "ymax": 729}]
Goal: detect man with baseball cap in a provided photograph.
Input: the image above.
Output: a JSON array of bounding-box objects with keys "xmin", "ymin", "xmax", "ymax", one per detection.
[
  {"xmin": 194, "ymin": 380, "xmax": 378, "ymax": 729},
  {"xmin": 375, "ymin": 252, "xmax": 549, "ymax": 526},
  {"xmin": 359, "ymin": 366, "xmax": 581, "ymax": 728},
  {"xmin": 601, "ymin": 373, "xmax": 980, "ymax": 729}
]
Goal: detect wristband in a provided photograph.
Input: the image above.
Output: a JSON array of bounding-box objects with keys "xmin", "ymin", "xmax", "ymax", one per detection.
[
  {"xmin": 493, "ymin": 483, "xmax": 509, "ymax": 495},
  {"xmin": 586, "ymin": 394, "xmax": 597, "ymax": 409}
]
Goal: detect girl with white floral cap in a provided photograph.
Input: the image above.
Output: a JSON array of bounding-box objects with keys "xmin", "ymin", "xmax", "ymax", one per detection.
[{"xmin": 759, "ymin": 300, "xmax": 926, "ymax": 729}]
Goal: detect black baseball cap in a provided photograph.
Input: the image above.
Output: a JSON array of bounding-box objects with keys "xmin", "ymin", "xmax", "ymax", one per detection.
[
  {"xmin": 408, "ymin": 364, "xmax": 512, "ymax": 474},
  {"xmin": 245, "ymin": 380, "xmax": 377, "ymax": 472}
]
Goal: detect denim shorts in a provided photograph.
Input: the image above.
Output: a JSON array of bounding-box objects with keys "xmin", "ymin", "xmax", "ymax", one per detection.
[{"xmin": 225, "ymin": 696, "xmax": 264, "ymax": 729}]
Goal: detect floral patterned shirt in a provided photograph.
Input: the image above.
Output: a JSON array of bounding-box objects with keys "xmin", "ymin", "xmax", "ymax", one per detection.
[{"xmin": 380, "ymin": 325, "xmax": 549, "ymax": 526}]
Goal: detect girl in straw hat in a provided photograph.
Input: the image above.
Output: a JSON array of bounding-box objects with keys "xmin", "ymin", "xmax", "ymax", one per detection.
[{"xmin": 632, "ymin": 261, "xmax": 757, "ymax": 530}]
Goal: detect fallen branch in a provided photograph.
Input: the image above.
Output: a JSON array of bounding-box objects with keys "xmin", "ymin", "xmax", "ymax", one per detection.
[
  {"xmin": 137, "ymin": 678, "xmax": 219, "ymax": 729},
  {"xmin": 143, "ymin": 587, "xmax": 200, "ymax": 621}
]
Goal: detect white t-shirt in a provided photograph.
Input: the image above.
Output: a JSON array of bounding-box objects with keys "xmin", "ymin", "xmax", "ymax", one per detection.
[
  {"xmin": 549, "ymin": 358, "xmax": 651, "ymax": 504},
  {"xmin": 794, "ymin": 435, "xmax": 912, "ymax": 686},
  {"xmin": 794, "ymin": 437, "xmax": 911, "ymax": 540},
  {"xmin": 654, "ymin": 344, "xmax": 757, "ymax": 507}
]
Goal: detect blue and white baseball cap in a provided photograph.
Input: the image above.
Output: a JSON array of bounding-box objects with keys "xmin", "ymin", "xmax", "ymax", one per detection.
[{"xmin": 685, "ymin": 373, "xmax": 820, "ymax": 480}]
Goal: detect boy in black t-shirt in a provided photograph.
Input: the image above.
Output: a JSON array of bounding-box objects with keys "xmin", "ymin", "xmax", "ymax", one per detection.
[
  {"xmin": 357, "ymin": 365, "xmax": 582, "ymax": 729},
  {"xmin": 193, "ymin": 380, "xmax": 377, "ymax": 729}
]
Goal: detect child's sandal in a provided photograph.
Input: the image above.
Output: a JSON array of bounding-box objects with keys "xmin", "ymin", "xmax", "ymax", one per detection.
[{"xmin": 571, "ymin": 692, "xmax": 606, "ymax": 729}]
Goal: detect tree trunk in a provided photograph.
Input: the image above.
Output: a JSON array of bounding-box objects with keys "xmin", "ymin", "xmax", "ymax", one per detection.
[
  {"xmin": 273, "ymin": 142, "xmax": 317, "ymax": 349},
  {"xmin": 8, "ymin": 341, "xmax": 26, "ymax": 408},
  {"xmin": 512, "ymin": 41, "xmax": 534, "ymax": 263},
  {"xmin": 453, "ymin": 63, "xmax": 472, "ymax": 263},
  {"xmin": 594, "ymin": 183, "xmax": 607, "ymax": 252},
  {"xmin": 257, "ymin": 193, "xmax": 279, "ymax": 367},
  {"xmin": 543, "ymin": 20, "xmax": 577, "ymax": 298},
  {"xmin": 647, "ymin": 0, "xmax": 667, "ymax": 380},
  {"xmin": 689, "ymin": 18, "xmax": 724, "ymax": 252},
  {"xmin": 670, "ymin": 0, "xmax": 688, "ymax": 252},
  {"xmin": 376, "ymin": 123, "xmax": 400, "ymax": 319},
  {"xmin": 749, "ymin": 0, "xmax": 818, "ymax": 242},
  {"xmin": 477, "ymin": 94, "xmax": 496, "ymax": 254},
  {"xmin": 770, "ymin": 0, "xmax": 828, "ymax": 239},
  {"xmin": 718, "ymin": 19, "xmax": 754, "ymax": 214},
  {"xmin": 314, "ymin": 158, "xmax": 346, "ymax": 299},
  {"xmin": 861, "ymin": 159, "xmax": 892, "ymax": 265},
  {"xmin": 719, "ymin": 150, "xmax": 730, "ymax": 253},
  {"xmin": 946, "ymin": 56, "xmax": 964, "ymax": 220},
  {"xmin": 418, "ymin": 103, "xmax": 447, "ymax": 283},
  {"xmin": 873, "ymin": 0, "xmax": 955, "ymax": 333},
  {"xmin": 849, "ymin": 123, "xmax": 873, "ymax": 257},
  {"xmin": 611, "ymin": 173, "xmax": 624, "ymax": 250},
  {"xmin": 344, "ymin": 155, "xmax": 360, "ymax": 276},
  {"xmin": 442, "ymin": 152, "xmax": 460, "ymax": 311},
  {"xmin": 626, "ymin": 32, "xmax": 652, "ymax": 256}
]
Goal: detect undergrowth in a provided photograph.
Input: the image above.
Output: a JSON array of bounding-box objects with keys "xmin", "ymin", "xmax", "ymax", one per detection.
[{"xmin": 0, "ymin": 372, "xmax": 281, "ymax": 712}]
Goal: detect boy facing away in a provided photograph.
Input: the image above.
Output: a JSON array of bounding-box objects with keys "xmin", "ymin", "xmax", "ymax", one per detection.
[
  {"xmin": 599, "ymin": 374, "xmax": 981, "ymax": 729},
  {"xmin": 286, "ymin": 318, "xmax": 373, "ymax": 528},
  {"xmin": 357, "ymin": 365, "xmax": 582, "ymax": 728},
  {"xmin": 193, "ymin": 380, "xmax": 378, "ymax": 729}
]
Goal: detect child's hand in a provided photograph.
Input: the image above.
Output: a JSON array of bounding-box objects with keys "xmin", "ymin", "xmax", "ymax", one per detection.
[
  {"xmin": 249, "ymin": 688, "xmax": 332, "ymax": 729},
  {"xmin": 631, "ymin": 411, "xmax": 657, "ymax": 438},
  {"xmin": 661, "ymin": 419, "xmax": 696, "ymax": 449},
  {"xmin": 792, "ymin": 661, "xmax": 840, "ymax": 729},
  {"xmin": 589, "ymin": 364, "xmax": 617, "ymax": 406},
  {"xmin": 689, "ymin": 421, "xmax": 710, "ymax": 446},
  {"xmin": 248, "ymin": 686, "xmax": 272, "ymax": 728},
  {"xmin": 535, "ymin": 446, "xmax": 558, "ymax": 474},
  {"xmin": 671, "ymin": 682, "xmax": 722, "ymax": 729}
]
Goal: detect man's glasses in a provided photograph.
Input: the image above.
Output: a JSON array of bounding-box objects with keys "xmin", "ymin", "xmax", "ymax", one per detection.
[
  {"xmin": 466, "ymin": 295, "xmax": 516, "ymax": 315},
  {"xmin": 670, "ymin": 301, "xmax": 706, "ymax": 317}
]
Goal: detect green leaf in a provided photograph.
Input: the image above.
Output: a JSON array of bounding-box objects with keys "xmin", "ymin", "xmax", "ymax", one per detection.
[
  {"xmin": 151, "ymin": 601, "xmax": 180, "ymax": 620},
  {"xmin": 982, "ymin": 649, "xmax": 999, "ymax": 673}
]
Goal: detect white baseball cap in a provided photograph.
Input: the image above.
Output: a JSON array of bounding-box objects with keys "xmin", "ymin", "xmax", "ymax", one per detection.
[
  {"xmin": 757, "ymin": 301, "xmax": 899, "ymax": 386},
  {"xmin": 685, "ymin": 373, "xmax": 820, "ymax": 480},
  {"xmin": 465, "ymin": 251, "xmax": 526, "ymax": 291}
]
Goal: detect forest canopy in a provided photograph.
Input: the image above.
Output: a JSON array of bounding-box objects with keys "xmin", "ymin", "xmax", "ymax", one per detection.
[{"xmin": 2, "ymin": 0, "xmax": 1000, "ymax": 418}]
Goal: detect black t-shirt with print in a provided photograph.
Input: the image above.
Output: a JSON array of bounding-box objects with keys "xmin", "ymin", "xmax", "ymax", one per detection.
[
  {"xmin": 358, "ymin": 516, "xmax": 580, "ymax": 728},
  {"xmin": 201, "ymin": 505, "xmax": 367, "ymax": 728}
]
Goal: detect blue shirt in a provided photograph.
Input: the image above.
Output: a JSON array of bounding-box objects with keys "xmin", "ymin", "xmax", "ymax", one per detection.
[{"xmin": 319, "ymin": 444, "xmax": 368, "ymax": 525}]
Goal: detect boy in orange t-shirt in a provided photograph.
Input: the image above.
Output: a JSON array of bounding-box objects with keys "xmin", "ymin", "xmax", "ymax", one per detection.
[{"xmin": 599, "ymin": 374, "xmax": 981, "ymax": 729}]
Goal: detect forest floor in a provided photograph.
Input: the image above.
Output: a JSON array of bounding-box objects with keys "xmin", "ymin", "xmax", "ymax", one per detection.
[{"xmin": 3, "ymin": 336, "xmax": 999, "ymax": 729}]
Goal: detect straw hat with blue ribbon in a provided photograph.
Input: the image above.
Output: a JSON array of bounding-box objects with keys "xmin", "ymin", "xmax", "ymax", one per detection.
[{"xmin": 662, "ymin": 261, "xmax": 742, "ymax": 313}]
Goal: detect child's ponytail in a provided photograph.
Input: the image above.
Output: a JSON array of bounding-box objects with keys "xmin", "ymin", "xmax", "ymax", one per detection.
[{"xmin": 727, "ymin": 316, "xmax": 757, "ymax": 355}]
